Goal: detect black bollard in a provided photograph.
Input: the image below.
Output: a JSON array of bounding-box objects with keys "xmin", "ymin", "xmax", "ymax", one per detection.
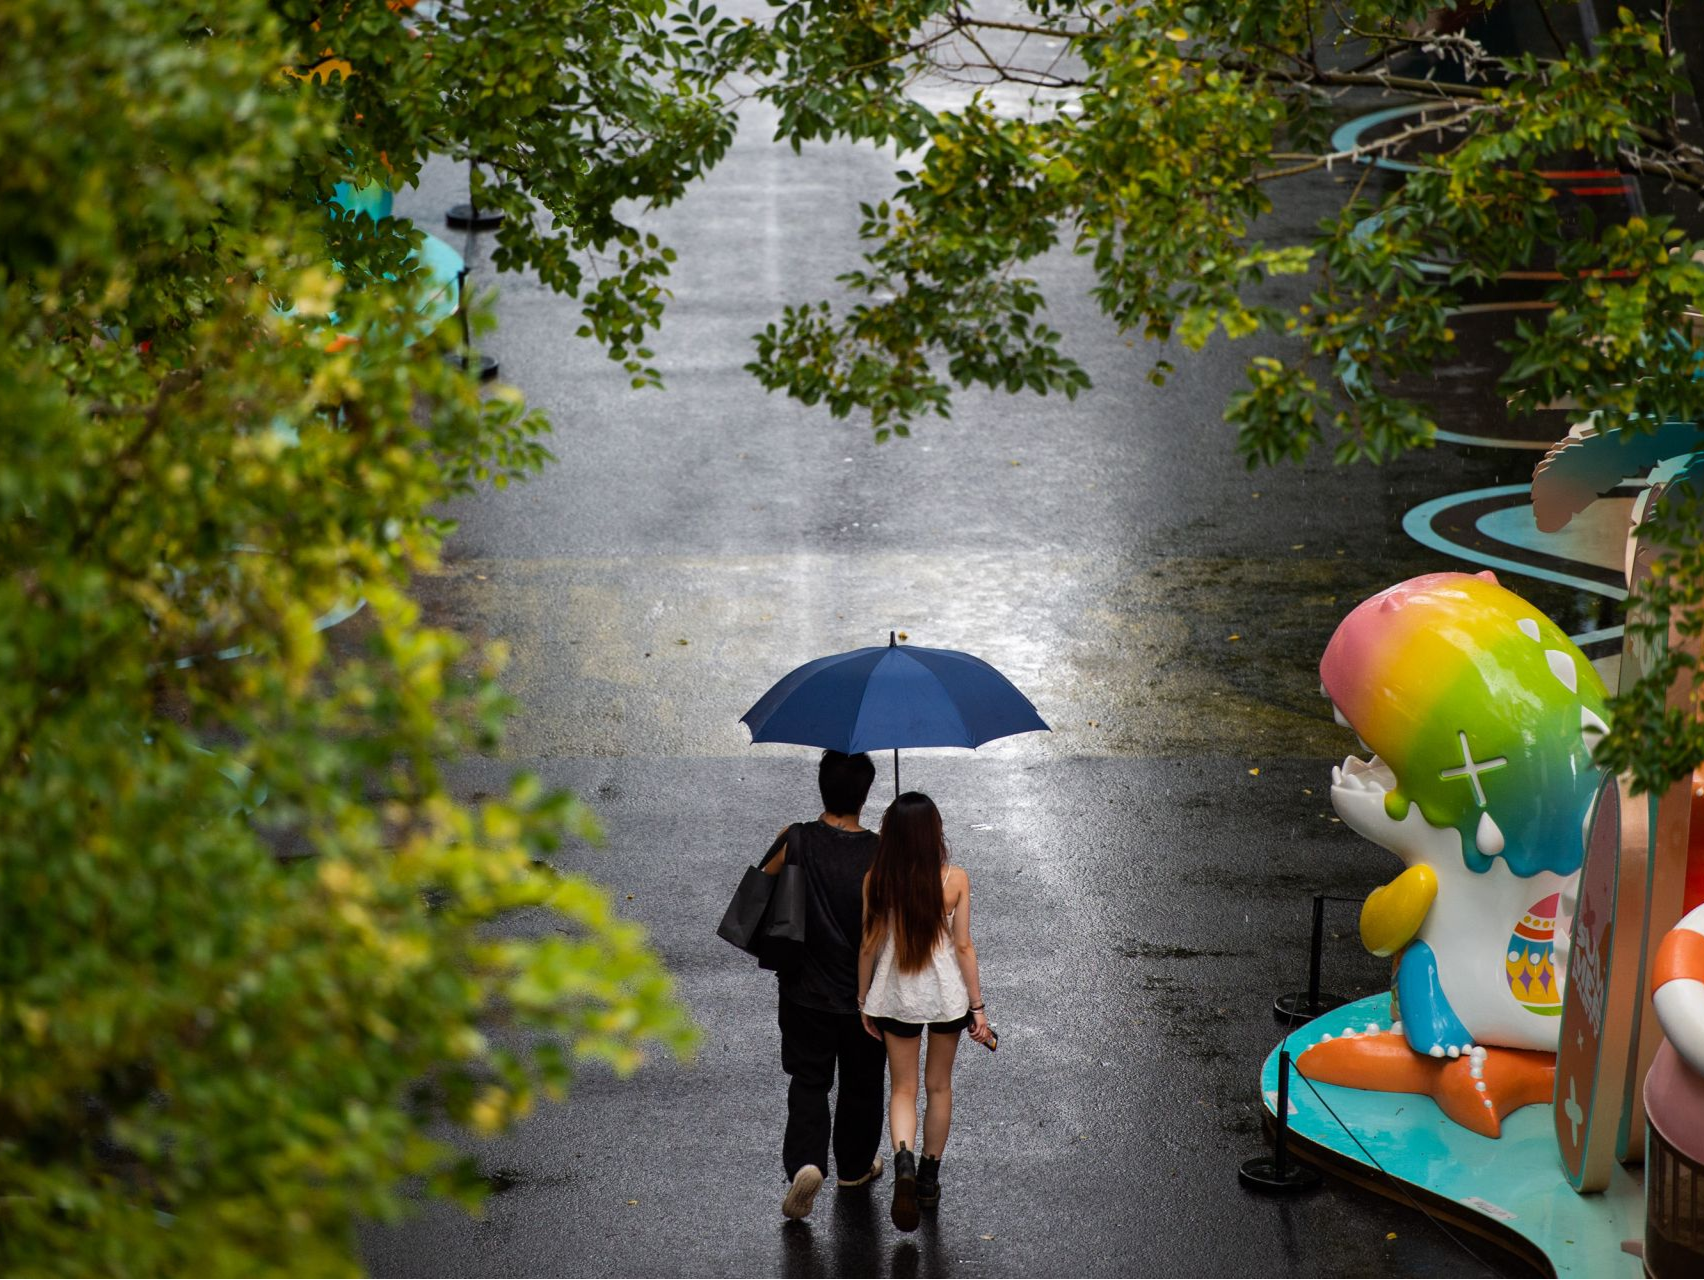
[
  {"xmin": 445, "ymin": 202, "xmax": 504, "ymax": 232},
  {"xmin": 1239, "ymin": 1049, "xmax": 1322, "ymax": 1193},
  {"xmin": 445, "ymin": 268, "xmax": 499, "ymax": 382},
  {"xmin": 446, "ymin": 161, "xmax": 504, "ymax": 232},
  {"xmin": 1273, "ymin": 893, "xmax": 1350, "ymax": 1021}
]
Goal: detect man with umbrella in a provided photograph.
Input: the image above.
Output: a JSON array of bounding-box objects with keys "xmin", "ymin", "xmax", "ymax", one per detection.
[
  {"xmin": 744, "ymin": 634, "xmax": 1046, "ymax": 1219},
  {"xmin": 764, "ymin": 749, "xmax": 887, "ymax": 1220}
]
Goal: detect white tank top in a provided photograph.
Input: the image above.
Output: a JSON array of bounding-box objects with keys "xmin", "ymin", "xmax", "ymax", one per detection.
[{"xmin": 863, "ymin": 870, "xmax": 969, "ymax": 1023}]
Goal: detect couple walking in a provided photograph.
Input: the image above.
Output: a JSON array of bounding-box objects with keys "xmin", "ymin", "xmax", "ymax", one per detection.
[{"xmin": 761, "ymin": 750, "xmax": 994, "ymax": 1231}]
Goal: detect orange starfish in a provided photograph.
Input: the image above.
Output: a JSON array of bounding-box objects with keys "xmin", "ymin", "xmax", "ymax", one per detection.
[{"xmin": 1296, "ymin": 1031, "xmax": 1555, "ymax": 1138}]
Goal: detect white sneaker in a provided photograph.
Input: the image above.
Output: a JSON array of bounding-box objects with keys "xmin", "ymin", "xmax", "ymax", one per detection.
[
  {"xmin": 782, "ymin": 1165, "xmax": 824, "ymax": 1219},
  {"xmin": 837, "ymin": 1155, "xmax": 884, "ymax": 1188}
]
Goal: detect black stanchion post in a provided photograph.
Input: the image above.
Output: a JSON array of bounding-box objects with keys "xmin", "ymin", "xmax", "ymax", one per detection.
[
  {"xmin": 1306, "ymin": 893, "xmax": 1326, "ymax": 1010},
  {"xmin": 447, "ymin": 160, "xmax": 504, "ymax": 232},
  {"xmin": 447, "ymin": 267, "xmax": 499, "ymax": 382},
  {"xmin": 1239, "ymin": 1049, "xmax": 1321, "ymax": 1193},
  {"xmin": 1274, "ymin": 893, "xmax": 1350, "ymax": 1022}
]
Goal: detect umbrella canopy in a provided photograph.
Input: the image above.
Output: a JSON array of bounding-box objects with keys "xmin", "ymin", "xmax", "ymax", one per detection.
[{"xmin": 741, "ymin": 633, "xmax": 1048, "ymax": 755}]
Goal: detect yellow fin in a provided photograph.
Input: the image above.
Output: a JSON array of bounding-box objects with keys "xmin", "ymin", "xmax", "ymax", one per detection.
[{"xmin": 1360, "ymin": 865, "xmax": 1438, "ymax": 957}]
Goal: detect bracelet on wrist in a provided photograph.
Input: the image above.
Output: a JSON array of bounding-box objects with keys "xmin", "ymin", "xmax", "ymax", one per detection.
[{"xmin": 970, "ymin": 1003, "xmax": 985, "ymax": 1012}]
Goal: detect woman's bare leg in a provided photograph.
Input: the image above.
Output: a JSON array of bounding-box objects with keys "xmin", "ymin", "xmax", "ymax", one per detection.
[
  {"xmin": 885, "ymin": 1031, "xmax": 922, "ymax": 1150},
  {"xmin": 921, "ymin": 1029, "xmax": 961, "ymax": 1157}
]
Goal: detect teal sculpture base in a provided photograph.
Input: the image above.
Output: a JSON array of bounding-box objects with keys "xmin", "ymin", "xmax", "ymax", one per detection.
[{"xmin": 1260, "ymin": 996, "xmax": 1644, "ymax": 1278}]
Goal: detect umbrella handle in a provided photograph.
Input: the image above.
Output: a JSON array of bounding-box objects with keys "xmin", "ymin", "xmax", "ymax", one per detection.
[{"xmin": 893, "ymin": 748, "xmax": 900, "ymax": 797}]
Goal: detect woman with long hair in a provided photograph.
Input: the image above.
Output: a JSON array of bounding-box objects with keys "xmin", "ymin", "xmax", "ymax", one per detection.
[{"xmin": 856, "ymin": 792, "xmax": 994, "ymax": 1232}]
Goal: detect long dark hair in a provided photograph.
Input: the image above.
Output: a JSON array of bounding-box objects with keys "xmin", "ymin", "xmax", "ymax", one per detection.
[{"xmin": 865, "ymin": 792, "xmax": 948, "ymax": 975}]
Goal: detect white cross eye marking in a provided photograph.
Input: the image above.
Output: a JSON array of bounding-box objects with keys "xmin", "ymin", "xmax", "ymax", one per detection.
[{"xmin": 1439, "ymin": 731, "xmax": 1508, "ymax": 808}]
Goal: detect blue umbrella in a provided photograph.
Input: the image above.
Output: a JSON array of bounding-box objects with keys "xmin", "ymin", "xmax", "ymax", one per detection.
[{"xmin": 741, "ymin": 632, "xmax": 1049, "ymax": 791}]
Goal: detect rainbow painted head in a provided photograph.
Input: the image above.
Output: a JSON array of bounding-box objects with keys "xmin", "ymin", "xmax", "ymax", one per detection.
[{"xmin": 1321, "ymin": 571, "xmax": 1609, "ymax": 880}]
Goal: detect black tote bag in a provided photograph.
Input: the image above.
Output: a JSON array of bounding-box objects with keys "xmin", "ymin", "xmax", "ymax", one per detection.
[{"xmin": 716, "ymin": 825, "xmax": 807, "ymax": 957}]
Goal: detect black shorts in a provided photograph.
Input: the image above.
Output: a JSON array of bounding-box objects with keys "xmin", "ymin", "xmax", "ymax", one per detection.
[{"xmin": 871, "ymin": 1012, "xmax": 970, "ymax": 1038}]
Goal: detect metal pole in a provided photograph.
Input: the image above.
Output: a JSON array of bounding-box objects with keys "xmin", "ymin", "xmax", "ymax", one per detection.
[
  {"xmin": 1306, "ymin": 894, "xmax": 1326, "ymax": 1014},
  {"xmin": 1237, "ymin": 1045, "xmax": 1321, "ymax": 1192},
  {"xmin": 893, "ymin": 748, "xmax": 900, "ymax": 796},
  {"xmin": 1272, "ymin": 894, "xmax": 1348, "ymax": 1021},
  {"xmin": 456, "ymin": 267, "xmax": 472, "ymax": 351},
  {"xmin": 446, "ymin": 159, "xmax": 504, "ymax": 231}
]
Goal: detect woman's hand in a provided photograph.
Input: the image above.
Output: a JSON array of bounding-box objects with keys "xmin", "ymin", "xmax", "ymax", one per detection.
[
  {"xmin": 861, "ymin": 1011, "xmax": 882, "ymax": 1041},
  {"xmin": 968, "ymin": 1008, "xmax": 993, "ymax": 1045}
]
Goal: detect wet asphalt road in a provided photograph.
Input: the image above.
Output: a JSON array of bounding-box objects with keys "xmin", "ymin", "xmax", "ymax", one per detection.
[{"xmin": 357, "ymin": 16, "xmax": 1572, "ymax": 1277}]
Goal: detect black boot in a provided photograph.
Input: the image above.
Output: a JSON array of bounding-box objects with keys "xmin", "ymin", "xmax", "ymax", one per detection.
[
  {"xmin": 890, "ymin": 1145, "xmax": 919, "ymax": 1232},
  {"xmin": 917, "ymin": 1155, "xmax": 941, "ymax": 1209}
]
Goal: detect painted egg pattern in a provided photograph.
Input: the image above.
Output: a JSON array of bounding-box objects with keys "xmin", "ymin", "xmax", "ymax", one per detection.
[{"xmin": 1505, "ymin": 892, "xmax": 1562, "ymax": 1016}]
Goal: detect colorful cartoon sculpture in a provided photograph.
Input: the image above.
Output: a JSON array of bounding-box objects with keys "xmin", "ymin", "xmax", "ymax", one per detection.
[
  {"xmin": 1299, "ymin": 571, "xmax": 1610, "ymax": 1136},
  {"xmin": 1323, "ymin": 570, "xmax": 1610, "ymax": 1054}
]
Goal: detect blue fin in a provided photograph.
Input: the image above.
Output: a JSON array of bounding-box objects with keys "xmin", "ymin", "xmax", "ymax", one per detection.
[{"xmin": 1396, "ymin": 940, "xmax": 1473, "ymax": 1056}]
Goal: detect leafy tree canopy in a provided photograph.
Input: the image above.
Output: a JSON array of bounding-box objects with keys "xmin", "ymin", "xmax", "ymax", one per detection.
[{"xmin": 1, "ymin": 0, "xmax": 703, "ymax": 1273}]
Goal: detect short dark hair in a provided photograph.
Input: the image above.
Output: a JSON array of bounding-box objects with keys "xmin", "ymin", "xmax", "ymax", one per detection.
[{"xmin": 818, "ymin": 750, "xmax": 876, "ymax": 815}]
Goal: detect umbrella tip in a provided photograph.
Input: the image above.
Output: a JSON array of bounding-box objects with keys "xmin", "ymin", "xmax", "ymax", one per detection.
[{"xmin": 889, "ymin": 630, "xmax": 897, "ymax": 647}]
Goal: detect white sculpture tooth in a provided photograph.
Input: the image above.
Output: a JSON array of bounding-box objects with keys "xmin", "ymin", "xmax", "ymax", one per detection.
[
  {"xmin": 1545, "ymin": 649, "xmax": 1578, "ymax": 693},
  {"xmin": 1332, "ymin": 765, "xmax": 1344, "ymax": 787},
  {"xmin": 1475, "ymin": 1081, "xmax": 1487, "ymax": 1092},
  {"xmin": 1476, "ymin": 811, "xmax": 1506, "ymax": 856},
  {"xmin": 1391, "ymin": 1021, "xmax": 1403, "ymax": 1036},
  {"xmin": 1430, "ymin": 1044, "xmax": 1445, "ymax": 1058},
  {"xmin": 1447, "ymin": 1045, "xmax": 1461, "ymax": 1058},
  {"xmin": 1365, "ymin": 1023, "xmax": 1380, "ymax": 1035},
  {"xmin": 1581, "ymin": 707, "xmax": 1609, "ymax": 747},
  {"xmin": 1333, "ymin": 704, "xmax": 1352, "ymax": 729},
  {"xmin": 1518, "ymin": 618, "xmax": 1541, "ymax": 642}
]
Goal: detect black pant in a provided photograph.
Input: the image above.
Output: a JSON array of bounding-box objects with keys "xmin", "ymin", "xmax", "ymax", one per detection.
[{"xmin": 778, "ymin": 995, "xmax": 887, "ymax": 1181}]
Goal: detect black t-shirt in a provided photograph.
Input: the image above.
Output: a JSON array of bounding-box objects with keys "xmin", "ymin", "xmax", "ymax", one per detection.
[{"xmin": 777, "ymin": 820, "xmax": 879, "ymax": 1014}]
